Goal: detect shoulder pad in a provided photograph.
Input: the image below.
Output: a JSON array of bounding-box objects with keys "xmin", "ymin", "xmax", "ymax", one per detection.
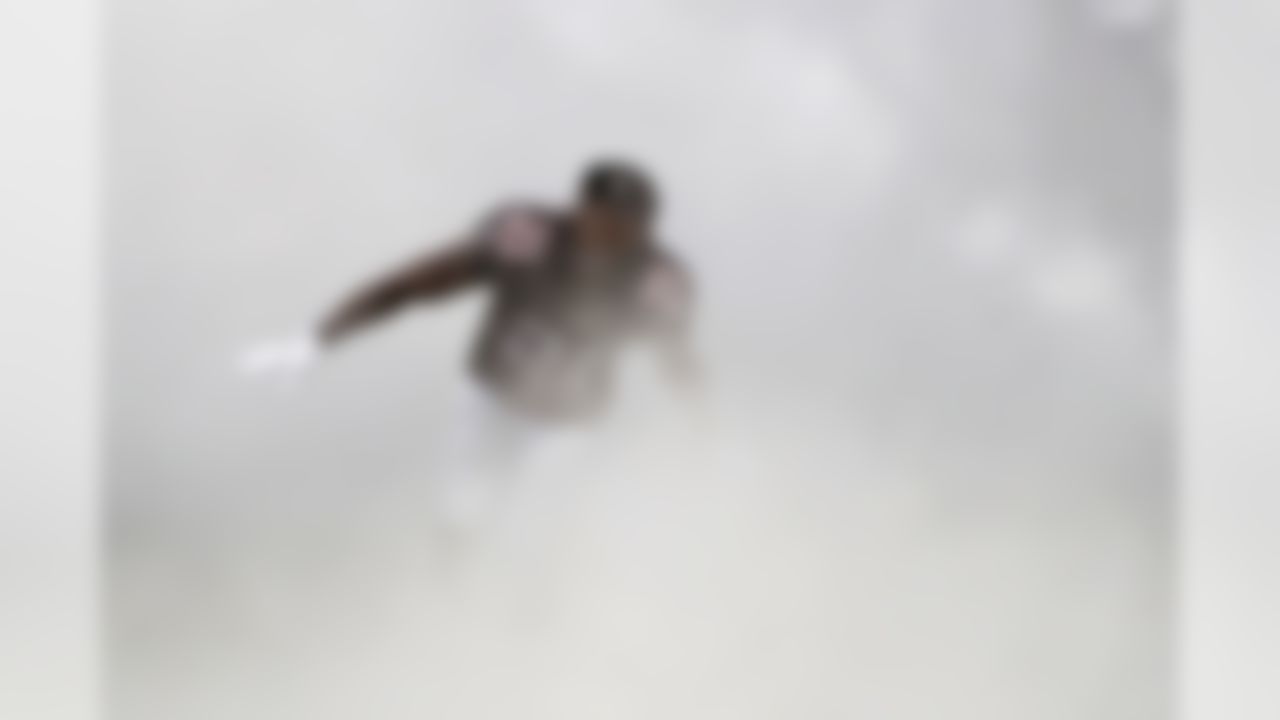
[{"xmin": 482, "ymin": 203, "xmax": 557, "ymax": 266}]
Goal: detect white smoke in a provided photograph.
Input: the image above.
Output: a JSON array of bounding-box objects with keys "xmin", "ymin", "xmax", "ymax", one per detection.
[{"xmin": 108, "ymin": 0, "xmax": 1170, "ymax": 718}]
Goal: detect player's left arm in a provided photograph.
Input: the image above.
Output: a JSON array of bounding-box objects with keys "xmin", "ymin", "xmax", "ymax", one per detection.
[{"xmin": 640, "ymin": 252, "xmax": 704, "ymax": 397}]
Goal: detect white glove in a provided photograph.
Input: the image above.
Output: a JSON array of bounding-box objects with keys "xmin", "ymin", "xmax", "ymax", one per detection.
[{"xmin": 235, "ymin": 331, "xmax": 323, "ymax": 388}]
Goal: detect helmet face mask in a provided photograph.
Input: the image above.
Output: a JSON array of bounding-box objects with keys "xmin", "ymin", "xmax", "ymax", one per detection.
[{"xmin": 579, "ymin": 159, "xmax": 660, "ymax": 222}]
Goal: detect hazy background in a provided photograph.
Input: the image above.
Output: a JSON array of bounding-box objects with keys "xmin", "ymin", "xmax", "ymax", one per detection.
[{"xmin": 108, "ymin": 0, "xmax": 1172, "ymax": 718}]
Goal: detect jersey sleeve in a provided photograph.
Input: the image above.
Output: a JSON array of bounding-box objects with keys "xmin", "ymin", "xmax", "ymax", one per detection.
[{"xmin": 474, "ymin": 202, "xmax": 559, "ymax": 268}]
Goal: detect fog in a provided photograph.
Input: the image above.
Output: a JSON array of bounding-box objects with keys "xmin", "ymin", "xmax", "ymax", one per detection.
[{"xmin": 108, "ymin": 1, "xmax": 1171, "ymax": 718}]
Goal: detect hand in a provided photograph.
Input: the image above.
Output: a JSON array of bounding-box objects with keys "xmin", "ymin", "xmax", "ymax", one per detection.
[{"xmin": 235, "ymin": 331, "xmax": 323, "ymax": 389}]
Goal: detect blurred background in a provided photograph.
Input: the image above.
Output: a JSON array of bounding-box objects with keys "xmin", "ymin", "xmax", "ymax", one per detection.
[{"xmin": 108, "ymin": 0, "xmax": 1172, "ymax": 718}]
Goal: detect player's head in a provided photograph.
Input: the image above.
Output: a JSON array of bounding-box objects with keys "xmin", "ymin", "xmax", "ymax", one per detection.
[{"xmin": 579, "ymin": 158, "xmax": 660, "ymax": 223}]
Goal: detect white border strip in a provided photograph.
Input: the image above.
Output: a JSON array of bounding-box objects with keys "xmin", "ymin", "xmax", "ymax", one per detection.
[
  {"xmin": 1184, "ymin": 1, "xmax": 1280, "ymax": 718},
  {"xmin": 0, "ymin": 0, "xmax": 99, "ymax": 718}
]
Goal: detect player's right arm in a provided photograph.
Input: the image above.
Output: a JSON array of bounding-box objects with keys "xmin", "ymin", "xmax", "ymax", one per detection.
[
  {"xmin": 234, "ymin": 239, "xmax": 490, "ymax": 386},
  {"xmin": 318, "ymin": 239, "xmax": 490, "ymax": 346},
  {"xmin": 236, "ymin": 203, "xmax": 554, "ymax": 387}
]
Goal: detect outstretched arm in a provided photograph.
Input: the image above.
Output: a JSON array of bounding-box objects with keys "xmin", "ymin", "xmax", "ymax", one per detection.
[
  {"xmin": 237, "ymin": 203, "xmax": 553, "ymax": 387},
  {"xmin": 236, "ymin": 237, "xmax": 490, "ymax": 386},
  {"xmin": 319, "ymin": 239, "xmax": 490, "ymax": 346}
]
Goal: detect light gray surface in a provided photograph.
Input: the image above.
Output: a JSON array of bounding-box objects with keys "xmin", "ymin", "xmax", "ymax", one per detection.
[{"xmin": 108, "ymin": 1, "xmax": 1171, "ymax": 717}]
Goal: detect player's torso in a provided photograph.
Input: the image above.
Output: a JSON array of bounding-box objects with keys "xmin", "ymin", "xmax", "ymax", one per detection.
[{"xmin": 470, "ymin": 209, "xmax": 657, "ymax": 420}]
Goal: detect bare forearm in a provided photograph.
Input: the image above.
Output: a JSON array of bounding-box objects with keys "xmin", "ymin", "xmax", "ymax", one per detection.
[
  {"xmin": 319, "ymin": 283, "xmax": 406, "ymax": 346},
  {"xmin": 317, "ymin": 240, "xmax": 486, "ymax": 347}
]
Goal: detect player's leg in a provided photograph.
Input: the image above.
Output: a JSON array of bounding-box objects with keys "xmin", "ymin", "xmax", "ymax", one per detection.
[{"xmin": 433, "ymin": 381, "xmax": 534, "ymax": 536}]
